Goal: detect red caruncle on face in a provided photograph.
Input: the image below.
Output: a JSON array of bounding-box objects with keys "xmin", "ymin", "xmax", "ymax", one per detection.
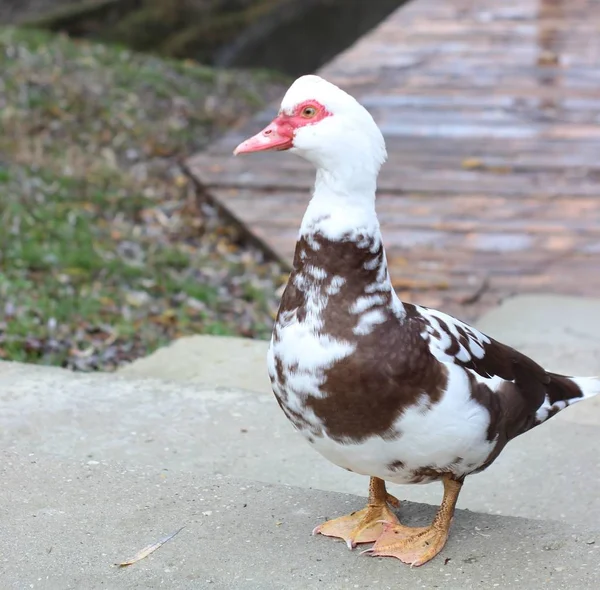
[{"xmin": 233, "ymin": 100, "xmax": 332, "ymax": 155}]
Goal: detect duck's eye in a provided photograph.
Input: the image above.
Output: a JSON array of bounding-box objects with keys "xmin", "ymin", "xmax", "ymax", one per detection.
[{"xmin": 301, "ymin": 106, "xmax": 317, "ymax": 118}]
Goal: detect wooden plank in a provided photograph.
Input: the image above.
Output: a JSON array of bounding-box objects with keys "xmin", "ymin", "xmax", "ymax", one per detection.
[
  {"xmin": 190, "ymin": 155, "xmax": 600, "ymax": 197},
  {"xmin": 217, "ymin": 191, "xmax": 600, "ymax": 235}
]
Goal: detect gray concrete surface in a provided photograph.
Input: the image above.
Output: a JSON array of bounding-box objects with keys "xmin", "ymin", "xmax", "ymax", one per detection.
[
  {"xmin": 476, "ymin": 294, "xmax": 600, "ymax": 378},
  {"xmin": 118, "ymin": 335, "xmax": 271, "ymax": 394},
  {"xmin": 2, "ymin": 452, "xmax": 599, "ymax": 590}
]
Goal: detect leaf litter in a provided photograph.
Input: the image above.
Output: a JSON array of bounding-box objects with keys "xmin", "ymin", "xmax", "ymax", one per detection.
[{"xmin": 0, "ymin": 27, "xmax": 290, "ymax": 370}]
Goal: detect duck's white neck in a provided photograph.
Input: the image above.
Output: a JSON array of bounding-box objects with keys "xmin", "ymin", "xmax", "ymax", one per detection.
[{"xmin": 299, "ymin": 166, "xmax": 379, "ymax": 241}]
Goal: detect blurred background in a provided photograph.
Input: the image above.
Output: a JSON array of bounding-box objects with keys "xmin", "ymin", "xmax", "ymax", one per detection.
[
  {"xmin": 1, "ymin": 0, "xmax": 599, "ymax": 373},
  {"xmin": 1, "ymin": 0, "xmax": 404, "ymax": 75},
  {"xmin": 1, "ymin": 0, "xmax": 406, "ymax": 370}
]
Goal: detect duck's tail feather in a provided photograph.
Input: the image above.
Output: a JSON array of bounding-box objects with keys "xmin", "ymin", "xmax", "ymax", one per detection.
[{"xmin": 535, "ymin": 374, "xmax": 600, "ymax": 424}]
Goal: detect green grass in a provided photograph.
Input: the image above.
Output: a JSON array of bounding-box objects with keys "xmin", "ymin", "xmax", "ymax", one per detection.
[{"xmin": 0, "ymin": 27, "xmax": 289, "ymax": 370}]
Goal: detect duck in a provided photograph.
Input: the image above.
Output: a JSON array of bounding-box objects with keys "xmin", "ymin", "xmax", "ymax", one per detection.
[{"xmin": 232, "ymin": 75, "xmax": 600, "ymax": 567}]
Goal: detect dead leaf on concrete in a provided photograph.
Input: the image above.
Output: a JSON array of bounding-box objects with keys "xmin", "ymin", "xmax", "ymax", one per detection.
[{"xmin": 116, "ymin": 526, "xmax": 185, "ymax": 568}]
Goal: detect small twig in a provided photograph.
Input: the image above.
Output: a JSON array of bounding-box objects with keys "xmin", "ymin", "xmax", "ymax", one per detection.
[{"xmin": 459, "ymin": 277, "xmax": 490, "ymax": 305}]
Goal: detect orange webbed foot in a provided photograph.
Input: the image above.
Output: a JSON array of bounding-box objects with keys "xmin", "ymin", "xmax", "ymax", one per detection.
[
  {"xmin": 313, "ymin": 478, "xmax": 400, "ymax": 549},
  {"xmin": 361, "ymin": 522, "xmax": 449, "ymax": 566},
  {"xmin": 313, "ymin": 499, "xmax": 399, "ymax": 549}
]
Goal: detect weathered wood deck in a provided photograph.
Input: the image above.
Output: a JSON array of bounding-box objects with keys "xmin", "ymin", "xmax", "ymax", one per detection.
[{"xmin": 187, "ymin": 0, "xmax": 600, "ymax": 321}]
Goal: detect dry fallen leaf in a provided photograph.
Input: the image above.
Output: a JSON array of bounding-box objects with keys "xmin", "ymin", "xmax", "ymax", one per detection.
[
  {"xmin": 116, "ymin": 526, "xmax": 185, "ymax": 568},
  {"xmin": 461, "ymin": 158, "xmax": 483, "ymax": 170},
  {"xmin": 174, "ymin": 175, "xmax": 188, "ymax": 187},
  {"xmin": 391, "ymin": 278, "xmax": 449, "ymax": 291}
]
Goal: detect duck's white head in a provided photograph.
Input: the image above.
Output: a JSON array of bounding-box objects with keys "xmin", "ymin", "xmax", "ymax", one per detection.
[{"xmin": 234, "ymin": 75, "xmax": 387, "ymax": 184}]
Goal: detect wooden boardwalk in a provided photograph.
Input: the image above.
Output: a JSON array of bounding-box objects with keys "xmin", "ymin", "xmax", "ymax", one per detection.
[{"xmin": 187, "ymin": 0, "xmax": 600, "ymax": 321}]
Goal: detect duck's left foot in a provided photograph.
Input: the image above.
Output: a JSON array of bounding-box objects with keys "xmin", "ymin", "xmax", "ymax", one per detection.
[
  {"xmin": 363, "ymin": 474, "xmax": 463, "ymax": 567},
  {"xmin": 362, "ymin": 522, "xmax": 448, "ymax": 566},
  {"xmin": 313, "ymin": 477, "xmax": 400, "ymax": 549}
]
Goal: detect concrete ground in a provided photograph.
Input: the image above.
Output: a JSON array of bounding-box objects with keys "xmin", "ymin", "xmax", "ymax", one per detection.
[
  {"xmin": 119, "ymin": 335, "xmax": 271, "ymax": 394},
  {"xmin": 2, "ymin": 453, "xmax": 598, "ymax": 590},
  {"xmin": 2, "ymin": 294, "xmax": 600, "ymax": 588}
]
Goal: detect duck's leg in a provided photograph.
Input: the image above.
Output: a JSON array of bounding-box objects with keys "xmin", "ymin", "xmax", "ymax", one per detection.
[
  {"xmin": 313, "ymin": 477, "xmax": 400, "ymax": 549},
  {"xmin": 363, "ymin": 474, "xmax": 462, "ymax": 566}
]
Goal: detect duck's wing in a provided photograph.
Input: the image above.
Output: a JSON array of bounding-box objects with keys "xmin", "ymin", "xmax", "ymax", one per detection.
[
  {"xmin": 405, "ymin": 303, "xmax": 599, "ymax": 431},
  {"xmin": 409, "ymin": 304, "xmax": 533, "ymax": 380}
]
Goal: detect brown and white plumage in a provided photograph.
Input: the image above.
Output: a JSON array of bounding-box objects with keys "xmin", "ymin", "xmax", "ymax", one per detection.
[{"xmin": 234, "ymin": 75, "xmax": 600, "ymax": 566}]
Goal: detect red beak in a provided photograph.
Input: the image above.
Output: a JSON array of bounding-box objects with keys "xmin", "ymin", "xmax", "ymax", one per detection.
[{"xmin": 233, "ymin": 117, "xmax": 293, "ymax": 155}]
